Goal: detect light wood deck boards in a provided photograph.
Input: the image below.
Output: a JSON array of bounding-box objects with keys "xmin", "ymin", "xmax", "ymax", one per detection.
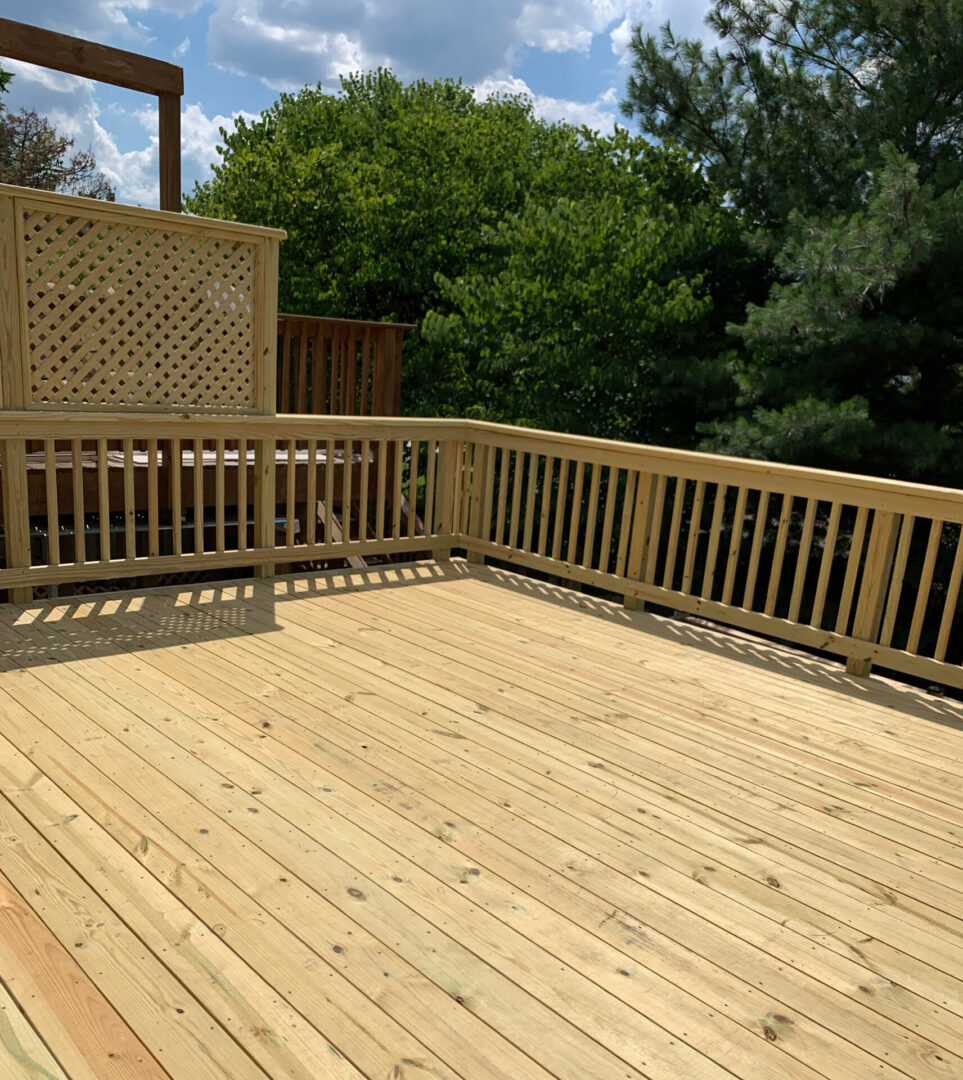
[{"xmin": 0, "ymin": 561, "xmax": 961, "ymax": 1080}]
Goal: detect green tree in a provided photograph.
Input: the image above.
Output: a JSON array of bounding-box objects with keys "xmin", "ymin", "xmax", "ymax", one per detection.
[
  {"xmin": 0, "ymin": 66, "xmax": 114, "ymax": 199},
  {"xmin": 424, "ymin": 139, "xmax": 752, "ymax": 444},
  {"xmin": 186, "ymin": 70, "xmax": 586, "ymax": 415},
  {"xmin": 623, "ymin": 0, "xmax": 963, "ymax": 482}
]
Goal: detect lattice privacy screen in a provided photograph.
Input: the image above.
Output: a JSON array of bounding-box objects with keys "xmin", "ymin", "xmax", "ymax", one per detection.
[{"xmin": 22, "ymin": 208, "xmax": 258, "ymax": 410}]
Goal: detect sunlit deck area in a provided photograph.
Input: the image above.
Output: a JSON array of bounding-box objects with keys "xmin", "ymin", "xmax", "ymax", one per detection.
[{"xmin": 1, "ymin": 560, "xmax": 961, "ymax": 1080}]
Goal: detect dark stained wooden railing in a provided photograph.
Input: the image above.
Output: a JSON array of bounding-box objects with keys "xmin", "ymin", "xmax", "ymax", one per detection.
[{"xmin": 276, "ymin": 315, "xmax": 413, "ymax": 417}]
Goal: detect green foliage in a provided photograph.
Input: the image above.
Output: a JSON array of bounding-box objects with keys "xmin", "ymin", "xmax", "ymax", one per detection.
[
  {"xmin": 186, "ymin": 70, "xmax": 752, "ymax": 431},
  {"xmin": 424, "ymin": 142, "xmax": 750, "ymax": 444},
  {"xmin": 0, "ymin": 107, "xmax": 115, "ymax": 199},
  {"xmin": 623, "ymin": 0, "xmax": 963, "ymax": 481},
  {"xmin": 186, "ymin": 70, "xmax": 589, "ymax": 414}
]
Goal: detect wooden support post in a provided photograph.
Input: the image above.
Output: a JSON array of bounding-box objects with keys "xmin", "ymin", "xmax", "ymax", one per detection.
[
  {"xmin": 253, "ymin": 236, "xmax": 280, "ymax": 578},
  {"xmin": 433, "ymin": 440, "xmax": 459, "ymax": 562},
  {"xmin": 466, "ymin": 442, "xmax": 491, "ymax": 564},
  {"xmin": 0, "ymin": 192, "xmax": 32, "ymax": 603},
  {"xmin": 846, "ymin": 510, "xmax": 900, "ymax": 677},
  {"xmin": 158, "ymin": 92, "xmax": 182, "ymax": 213},
  {"xmin": 623, "ymin": 472, "xmax": 656, "ymax": 611}
]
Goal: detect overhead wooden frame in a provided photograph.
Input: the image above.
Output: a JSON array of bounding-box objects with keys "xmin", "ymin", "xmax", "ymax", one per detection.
[{"xmin": 0, "ymin": 18, "xmax": 183, "ymax": 210}]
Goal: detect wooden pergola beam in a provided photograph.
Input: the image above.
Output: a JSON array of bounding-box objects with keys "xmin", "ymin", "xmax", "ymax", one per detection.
[{"xmin": 0, "ymin": 18, "xmax": 183, "ymax": 210}]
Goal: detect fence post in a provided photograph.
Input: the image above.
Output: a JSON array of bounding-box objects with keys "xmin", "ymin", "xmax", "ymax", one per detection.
[
  {"xmin": 623, "ymin": 471, "xmax": 656, "ymax": 610},
  {"xmin": 466, "ymin": 441, "xmax": 491, "ymax": 564},
  {"xmin": 433, "ymin": 439, "xmax": 460, "ymax": 562},
  {"xmin": 253, "ymin": 236, "xmax": 279, "ymax": 578},
  {"xmin": 846, "ymin": 510, "xmax": 900, "ymax": 677},
  {"xmin": 0, "ymin": 192, "xmax": 33, "ymax": 603}
]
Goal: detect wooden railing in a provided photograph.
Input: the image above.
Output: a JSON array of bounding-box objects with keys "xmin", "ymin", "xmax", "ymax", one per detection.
[
  {"xmin": 276, "ymin": 315, "xmax": 411, "ymax": 416},
  {"xmin": 1, "ymin": 414, "xmax": 960, "ymax": 688}
]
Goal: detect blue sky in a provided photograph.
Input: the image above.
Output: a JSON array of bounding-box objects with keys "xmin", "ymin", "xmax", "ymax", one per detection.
[{"xmin": 0, "ymin": 1, "xmax": 712, "ymax": 206}]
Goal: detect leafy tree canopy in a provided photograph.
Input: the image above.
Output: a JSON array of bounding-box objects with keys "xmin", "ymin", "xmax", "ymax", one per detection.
[
  {"xmin": 623, "ymin": 0, "xmax": 963, "ymax": 482},
  {"xmin": 186, "ymin": 70, "xmax": 751, "ymax": 428}
]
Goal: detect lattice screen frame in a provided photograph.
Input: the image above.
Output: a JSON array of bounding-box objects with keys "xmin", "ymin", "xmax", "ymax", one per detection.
[{"xmin": 0, "ymin": 183, "xmax": 284, "ymax": 416}]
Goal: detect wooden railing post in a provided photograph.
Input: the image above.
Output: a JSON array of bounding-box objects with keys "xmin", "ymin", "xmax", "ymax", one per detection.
[
  {"xmin": 253, "ymin": 237, "xmax": 280, "ymax": 578},
  {"xmin": 466, "ymin": 441, "xmax": 492, "ymax": 564},
  {"xmin": 623, "ymin": 472, "xmax": 656, "ymax": 611},
  {"xmin": 433, "ymin": 439, "xmax": 460, "ymax": 562},
  {"xmin": 846, "ymin": 510, "xmax": 900, "ymax": 677},
  {"xmin": 0, "ymin": 192, "xmax": 33, "ymax": 603}
]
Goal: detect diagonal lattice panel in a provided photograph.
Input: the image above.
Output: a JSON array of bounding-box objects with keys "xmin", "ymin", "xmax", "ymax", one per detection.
[{"xmin": 22, "ymin": 208, "xmax": 257, "ymax": 410}]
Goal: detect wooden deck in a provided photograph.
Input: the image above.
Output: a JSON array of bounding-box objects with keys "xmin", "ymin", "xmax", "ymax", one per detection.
[{"xmin": 0, "ymin": 560, "xmax": 961, "ymax": 1080}]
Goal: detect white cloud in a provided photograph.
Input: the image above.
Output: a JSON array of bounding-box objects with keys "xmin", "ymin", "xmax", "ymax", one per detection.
[
  {"xmin": 174, "ymin": 35, "xmax": 191, "ymax": 58},
  {"xmin": 475, "ymin": 74, "xmax": 623, "ymax": 134}
]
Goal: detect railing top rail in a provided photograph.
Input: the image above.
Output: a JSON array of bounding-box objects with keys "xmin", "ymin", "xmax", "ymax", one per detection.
[
  {"xmin": 0, "ymin": 182, "xmax": 287, "ymax": 241},
  {"xmin": 464, "ymin": 419, "xmax": 963, "ymax": 520},
  {"xmin": 278, "ymin": 313, "xmax": 418, "ymax": 331}
]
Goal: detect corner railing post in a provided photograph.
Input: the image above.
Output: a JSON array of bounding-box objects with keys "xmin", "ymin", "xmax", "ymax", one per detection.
[
  {"xmin": 0, "ymin": 191, "xmax": 33, "ymax": 603},
  {"xmin": 253, "ymin": 236, "xmax": 279, "ymax": 578},
  {"xmin": 466, "ymin": 440, "xmax": 491, "ymax": 564},
  {"xmin": 846, "ymin": 509, "xmax": 900, "ymax": 677},
  {"xmin": 433, "ymin": 438, "xmax": 459, "ymax": 562},
  {"xmin": 623, "ymin": 471, "xmax": 656, "ymax": 610}
]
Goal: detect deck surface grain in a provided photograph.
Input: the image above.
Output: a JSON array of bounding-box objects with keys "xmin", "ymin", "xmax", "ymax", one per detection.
[{"xmin": 0, "ymin": 560, "xmax": 961, "ymax": 1080}]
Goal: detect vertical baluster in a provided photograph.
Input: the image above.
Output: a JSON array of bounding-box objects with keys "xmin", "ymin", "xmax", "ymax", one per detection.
[
  {"xmin": 764, "ymin": 493, "xmax": 794, "ymax": 616},
  {"xmin": 479, "ymin": 443, "xmax": 496, "ymax": 546},
  {"xmin": 237, "ymin": 438, "xmax": 248, "ymax": 551},
  {"xmin": 375, "ymin": 440, "xmax": 387, "ymax": 541},
  {"xmin": 97, "ymin": 438, "xmax": 110, "ymax": 563},
  {"xmin": 345, "ymin": 337, "xmax": 359, "ymax": 415},
  {"xmin": 934, "ymin": 534, "xmax": 963, "ymax": 662},
  {"xmin": 325, "ymin": 438, "xmax": 336, "ymax": 543},
  {"xmin": 360, "ymin": 329, "xmax": 371, "ymax": 415},
  {"xmin": 834, "ymin": 506, "xmax": 869, "ymax": 635},
  {"xmin": 681, "ymin": 480, "xmax": 706, "ymax": 594},
  {"xmin": 304, "ymin": 439, "xmax": 317, "ymax": 546},
  {"xmin": 614, "ymin": 470, "xmax": 638, "ymax": 579},
  {"xmin": 509, "ymin": 452, "xmax": 524, "ymax": 550},
  {"xmin": 495, "ymin": 447, "xmax": 510, "ymax": 547},
  {"xmin": 580, "ymin": 464, "xmax": 601, "ymax": 568},
  {"xmin": 171, "ymin": 438, "xmax": 182, "ymax": 555},
  {"xmin": 551, "ymin": 459, "xmax": 569, "ymax": 562},
  {"xmin": 879, "ymin": 515, "xmax": 915, "ymax": 647},
  {"xmin": 280, "ymin": 321, "xmax": 292, "ymax": 412},
  {"xmin": 147, "ymin": 437, "xmax": 160, "ymax": 557},
  {"xmin": 701, "ymin": 484, "xmax": 727, "ymax": 600},
  {"xmin": 297, "ymin": 325, "xmax": 309, "ymax": 413},
  {"xmin": 44, "ymin": 440, "xmax": 60, "ymax": 567},
  {"xmin": 596, "ymin": 467, "xmax": 618, "ymax": 574},
  {"xmin": 72, "ymin": 440, "xmax": 85, "ymax": 565},
  {"xmin": 906, "ymin": 519, "xmax": 944, "ymax": 653},
  {"xmin": 742, "ymin": 491, "xmax": 770, "ymax": 608},
  {"xmin": 408, "ymin": 440, "xmax": 420, "ymax": 540},
  {"xmin": 661, "ymin": 478, "xmax": 687, "ymax": 590},
  {"xmin": 392, "ymin": 439, "xmax": 404, "ymax": 540},
  {"xmin": 721, "ymin": 487, "xmax": 748, "ymax": 606},
  {"xmin": 193, "ymin": 438, "xmax": 204, "ymax": 554},
  {"xmin": 641, "ymin": 475, "xmax": 666, "ymax": 584},
  {"xmin": 286, "ymin": 439, "xmax": 297, "ymax": 547},
  {"xmin": 565, "ymin": 460, "xmax": 584, "ymax": 561},
  {"xmin": 459, "ymin": 442, "xmax": 472, "ymax": 535},
  {"xmin": 343, "ymin": 437, "xmax": 355, "ymax": 543},
  {"xmin": 216, "ymin": 440, "xmax": 226, "ymax": 553},
  {"xmin": 788, "ymin": 498, "xmax": 817, "ymax": 622},
  {"xmin": 537, "ymin": 456, "xmax": 555, "ymax": 557},
  {"xmin": 123, "ymin": 439, "xmax": 136, "ymax": 560},
  {"xmin": 422, "ymin": 439, "xmax": 435, "ymax": 540},
  {"xmin": 522, "ymin": 452, "xmax": 539, "ymax": 553},
  {"xmin": 810, "ymin": 503, "xmax": 841, "ymax": 628},
  {"xmin": 312, "ymin": 329, "xmax": 326, "ymax": 413},
  {"xmin": 360, "ymin": 438, "xmax": 372, "ymax": 541}
]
